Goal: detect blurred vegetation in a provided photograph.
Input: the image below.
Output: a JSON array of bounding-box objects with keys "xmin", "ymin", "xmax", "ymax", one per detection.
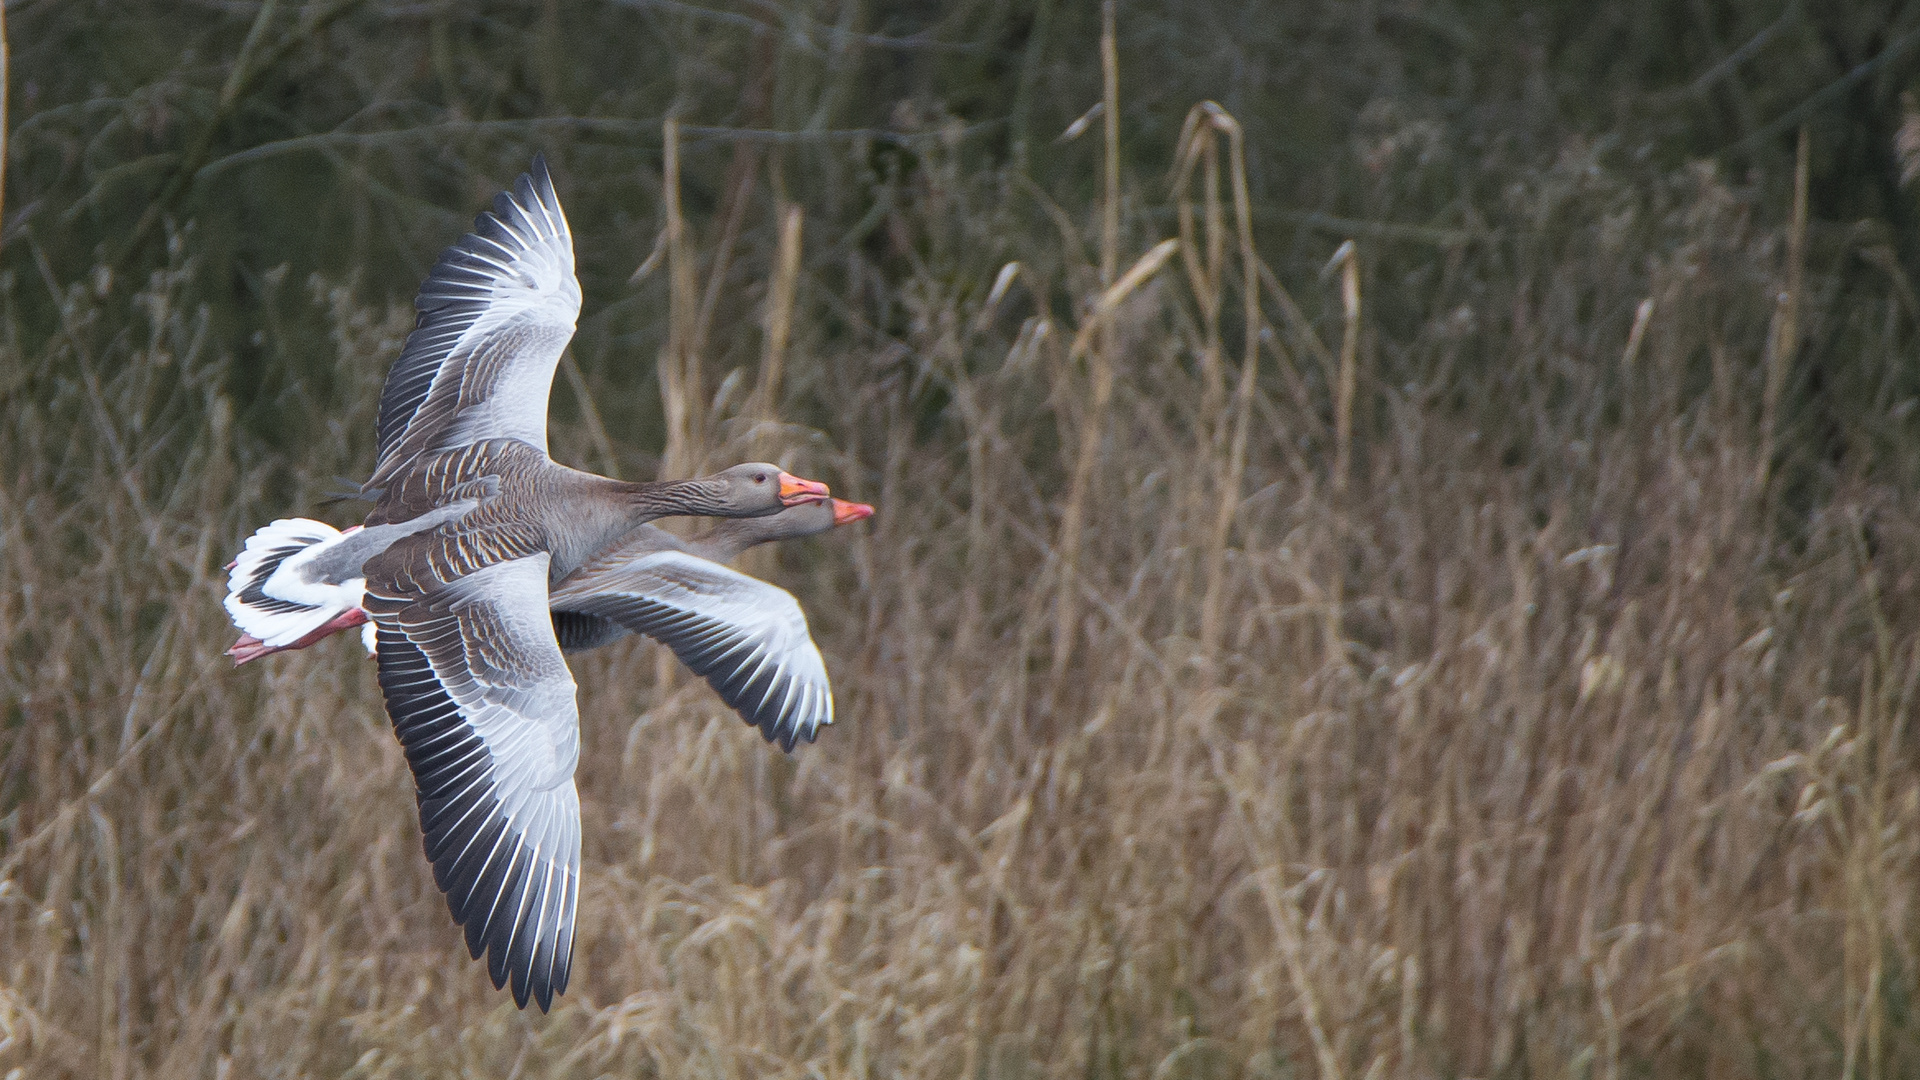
[
  {"xmin": 7, "ymin": 0, "xmax": 1920, "ymax": 1077},
  {"xmin": 11, "ymin": 0, "xmax": 1920, "ymax": 464}
]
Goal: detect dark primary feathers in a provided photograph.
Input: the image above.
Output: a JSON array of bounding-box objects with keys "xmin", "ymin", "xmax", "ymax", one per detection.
[
  {"xmin": 552, "ymin": 609, "xmax": 632, "ymax": 652},
  {"xmin": 364, "ymin": 552, "xmax": 581, "ymax": 1012}
]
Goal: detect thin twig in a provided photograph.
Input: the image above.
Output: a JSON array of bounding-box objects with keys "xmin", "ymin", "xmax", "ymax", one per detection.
[
  {"xmin": 0, "ymin": 0, "xmax": 9, "ymax": 248},
  {"xmin": 1728, "ymin": 23, "xmax": 1920, "ymax": 155},
  {"xmin": 753, "ymin": 204, "xmax": 803, "ymax": 456},
  {"xmin": 1052, "ymin": 0, "xmax": 1123, "ymax": 680},
  {"xmin": 660, "ymin": 117, "xmax": 702, "ymax": 479},
  {"xmin": 197, "ymin": 116, "xmax": 664, "ymax": 181},
  {"xmin": 615, "ymin": 0, "xmax": 984, "ymax": 53},
  {"xmin": 1675, "ymin": 0, "xmax": 1799, "ymax": 102},
  {"xmin": 119, "ymin": 0, "xmax": 365, "ymax": 267},
  {"xmin": 559, "ymin": 350, "xmax": 620, "ymax": 480},
  {"xmin": 1205, "ymin": 103, "xmax": 1261, "ymax": 658},
  {"xmin": 1759, "ymin": 125, "xmax": 1808, "ymax": 510},
  {"xmin": 1327, "ymin": 240, "xmax": 1361, "ymax": 661},
  {"xmin": 1009, "ymin": 0, "xmax": 1055, "ymax": 167},
  {"xmin": 1273, "ymin": 209, "xmax": 1482, "ymax": 248},
  {"xmin": 693, "ymin": 33, "xmax": 775, "ymax": 384}
]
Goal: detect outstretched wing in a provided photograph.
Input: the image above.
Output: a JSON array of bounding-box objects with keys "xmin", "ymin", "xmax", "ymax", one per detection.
[
  {"xmin": 368, "ymin": 155, "xmax": 581, "ymax": 491},
  {"xmin": 363, "ymin": 551, "xmax": 581, "ymax": 1012},
  {"xmin": 548, "ymin": 550, "xmax": 833, "ymax": 751}
]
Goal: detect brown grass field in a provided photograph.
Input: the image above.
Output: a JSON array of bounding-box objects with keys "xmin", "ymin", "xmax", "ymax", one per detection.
[{"xmin": 6, "ymin": 10, "xmax": 1920, "ymax": 1078}]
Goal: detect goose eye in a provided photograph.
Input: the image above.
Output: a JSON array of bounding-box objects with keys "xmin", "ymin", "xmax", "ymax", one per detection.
[{"xmin": 753, "ymin": 472, "xmax": 768, "ymax": 484}]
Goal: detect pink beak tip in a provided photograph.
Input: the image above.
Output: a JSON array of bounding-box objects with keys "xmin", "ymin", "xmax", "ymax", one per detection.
[{"xmin": 832, "ymin": 500, "xmax": 875, "ymax": 525}]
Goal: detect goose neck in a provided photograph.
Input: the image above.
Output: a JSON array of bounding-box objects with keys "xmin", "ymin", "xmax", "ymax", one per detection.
[{"xmin": 626, "ymin": 477, "xmax": 732, "ymax": 520}]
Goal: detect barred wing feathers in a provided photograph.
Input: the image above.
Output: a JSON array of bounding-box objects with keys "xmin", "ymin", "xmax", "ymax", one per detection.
[{"xmin": 368, "ymin": 155, "xmax": 581, "ymax": 491}]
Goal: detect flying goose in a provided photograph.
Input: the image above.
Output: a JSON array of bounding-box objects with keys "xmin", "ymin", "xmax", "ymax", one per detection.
[
  {"xmin": 225, "ymin": 497, "xmax": 876, "ymax": 734},
  {"xmin": 223, "ymin": 466, "xmax": 831, "ymax": 663},
  {"xmin": 225, "ymin": 156, "xmax": 844, "ymax": 1011},
  {"xmin": 549, "ymin": 496, "xmax": 875, "ymax": 750}
]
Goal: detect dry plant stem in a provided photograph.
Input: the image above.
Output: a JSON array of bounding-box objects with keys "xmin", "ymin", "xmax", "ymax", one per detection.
[
  {"xmin": 1333, "ymin": 242, "xmax": 1359, "ymax": 498},
  {"xmin": 693, "ymin": 160, "xmax": 756, "ymax": 366},
  {"xmin": 1617, "ymin": 297, "xmax": 1654, "ymax": 432},
  {"xmin": 1172, "ymin": 109, "xmax": 1225, "ymax": 647},
  {"xmin": 1620, "ymin": 298, "xmax": 1654, "ymax": 370},
  {"xmin": 1174, "ymin": 102, "xmax": 1262, "ymax": 657},
  {"xmin": 1842, "ymin": 515, "xmax": 1901, "ymax": 1080},
  {"xmin": 753, "ymin": 204, "xmax": 803, "ymax": 455},
  {"xmin": 1100, "ymin": 0, "xmax": 1119, "ymax": 290},
  {"xmin": 660, "ymin": 117, "xmax": 704, "ymax": 478},
  {"xmin": 1173, "ymin": 125, "xmax": 1226, "ymax": 417},
  {"xmin": 1201, "ymin": 104, "xmax": 1260, "ymax": 658},
  {"xmin": 1326, "ymin": 241, "xmax": 1360, "ymax": 658},
  {"xmin": 691, "ymin": 33, "xmax": 776, "ymax": 365},
  {"xmin": 1052, "ymin": 0, "xmax": 1122, "ymax": 679},
  {"xmin": 1198, "ymin": 700, "xmax": 1347, "ymax": 1080},
  {"xmin": 1259, "ymin": 258, "xmax": 1338, "ymax": 385},
  {"xmin": 559, "ymin": 349, "xmax": 620, "ymax": 479},
  {"xmin": 1049, "ymin": 239, "xmax": 1175, "ymax": 657},
  {"xmin": 1759, "ymin": 124, "xmax": 1809, "ymax": 506},
  {"xmin": 1064, "ymin": 242, "xmax": 1178, "ymax": 362},
  {"xmin": 0, "ymin": 0, "xmax": 9, "ymax": 241},
  {"xmin": 732, "ymin": 203, "xmax": 803, "ymax": 587},
  {"xmin": 630, "ymin": 226, "xmax": 669, "ymax": 284},
  {"xmin": 1204, "ymin": 138, "xmax": 1226, "ymax": 413}
]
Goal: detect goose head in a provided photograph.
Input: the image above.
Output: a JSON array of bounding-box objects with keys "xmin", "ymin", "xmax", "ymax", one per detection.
[
  {"xmin": 690, "ymin": 496, "xmax": 873, "ymax": 561},
  {"xmin": 699, "ymin": 463, "xmax": 831, "ymax": 516}
]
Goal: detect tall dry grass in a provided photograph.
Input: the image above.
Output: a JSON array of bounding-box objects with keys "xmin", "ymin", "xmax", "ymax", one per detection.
[{"xmin": 4, "ymin": 88, "xmax": 1920, "ymax": 1080}]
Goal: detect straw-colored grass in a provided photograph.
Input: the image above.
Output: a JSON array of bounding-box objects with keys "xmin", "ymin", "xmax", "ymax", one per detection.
[{"xmin": 4, "ymin": 90, "xmax": 1919, "ymax": 1080}]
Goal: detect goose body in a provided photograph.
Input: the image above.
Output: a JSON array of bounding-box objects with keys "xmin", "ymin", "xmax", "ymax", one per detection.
[
  {"xmin": 224, "ymin": 498, "xmax": 870, "ymax": 669},
  {"xmin": 222, "ymin": 156, "xmax": 849, "ymax": 1012}
]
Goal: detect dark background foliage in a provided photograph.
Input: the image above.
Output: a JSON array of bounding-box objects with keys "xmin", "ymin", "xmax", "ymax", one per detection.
[{"xmin": 11, "ymin": 0, "xmax": 1917, "ymax": 460}]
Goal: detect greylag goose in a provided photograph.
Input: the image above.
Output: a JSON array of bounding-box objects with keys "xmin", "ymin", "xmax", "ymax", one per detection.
[
  {"xmin": 225, "ymin": 497, "xmax": 872, "ymax": 677},
  {"xmin": 549, "ymin": 497, "xmax": 875, "ymax": 750},
  {"xmin": 221, "ymin": 465, "xmax": 828, "ymax": 658},
  {"xmin": 224, "ymin": 156, "xmax": 841, "ymax": 1011}
]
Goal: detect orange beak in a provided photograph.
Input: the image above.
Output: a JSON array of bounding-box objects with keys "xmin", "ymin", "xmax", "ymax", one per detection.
[
  {"xmin": 777, "ymin": 471, "xmax": 831, "ymax": 505},
  {"xmin": 831, "ymin": 499, "xmax": 875, "ymax": 525}
]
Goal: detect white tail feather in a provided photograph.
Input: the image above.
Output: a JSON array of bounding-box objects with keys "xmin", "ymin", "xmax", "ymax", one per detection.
[{"xmin": 224, "ymin": 519, "xmax": 368, "ymax": 648}]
